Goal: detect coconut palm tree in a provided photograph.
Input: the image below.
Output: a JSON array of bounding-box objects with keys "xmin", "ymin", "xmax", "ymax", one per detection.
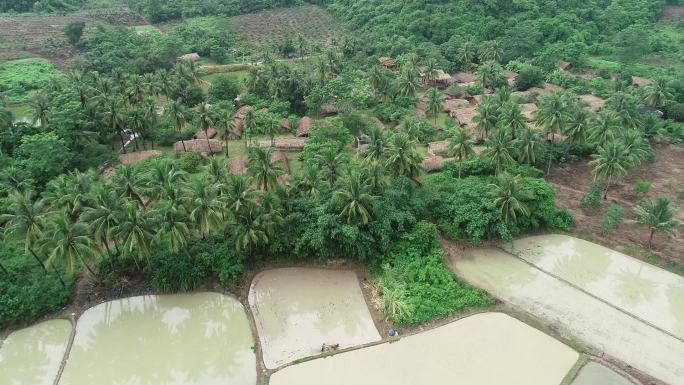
[
  {"xmin": 479, "ymin": 40, "xmax": 502, "ymax": 63},
  {"xmin": 425, "ymin": 88, "xmax": 443, "ymax": 125},
  {"xmin": 447, "ymin": 126, "xmax": 476, "ymax": 179},
  {"xmin": 472, "ymin": 98, "xmax": 499, "ymax": 140},
  {"xmin": 296, "ymin": 34, "xmax": 307, "ymax": 61},
  {"xmin": 225, "ymin": 174, "xmax": 259, "ymax": 215},
  {"xmin": 476, "ymin": 61, "xmax": 504, "ymax": 90},
  {"xmin": 248, "ymin": 146, "xmax": 285, "ymax": 192},
  {"xmin": 423, "ymin": 59, "xmax": 438, "ymax": 86},
  {"xmin": 31, "ymin": 91, "xmax": 51, "ymax": 130},
  {"xmin": 457, "ymin": 40, "xmax": 478, "ymax": 66},
  {"xmin": 589, "ymin": 140, "xmax": 632, "ymax": 199},
  {"xmin": 515, "ymin": 127, "xmax": 543, "ymax": 165},
  {"xmin": 233, "ymin": 202, "xmax": 268, "ymax": 257},
  {"xmin": 634, "ymin": 197, "xmax": 679, "ymax": 249},
  {"xmin": 104, "ymin": 96, "xmax": 128, "ymax": 153},
  {"xmin": 243, "ymin": 108, "xmax": 257, "ymax": 147},
  {"xmin": 152, "ymin": 200, "xmax": 192, "ymax": 254},
  {"xmin": 187, "ymin": 176, "xmax": 224, "ymax": 238},
  {"xmin": 488, "ymin": 172, "xmax": 531, "ymax": 223},
  {"xmin": 362, "ymin": 126, "xmax": 388, "ymax": 163},
  {"xmin": 111, "ymin": 199, "xmax": 154, "ymax": 262},
  {"xmin": 385, "ymin": 133, "xmax": 422, "ymax": 182},
  {"xmin": 622, "ymin": 130, "xmax": 651, "ymax": 166},
  {"xmin": 606, "ymin": 91, "xmax": 642, "ymax": 130},
  {"xmin": 498, "ymin": 102, "xmax": 527, "ymax": 138},
  {"xmin": 206, "ymin": 156, "xmax": 228, "ymax": 185},
  {"xmin": 44, "ymin": 212, "xmax": 95, "ymax": 275},
  {"xmin": 316, "ymin": 147, "xmax": 345, "ymax": 186},
  {"xmin": 42, "ymin": 170, "xmax": 97, "ymax": 219},
  {"xmin": 368, "ymin": 66, "xmax": 390, "ymax": 99},
  {"xmin": 397, "ymin": 69, "xmax": 420, "ymax": 98},
  {"xmin": 565, "ymin": 109, "xmax": 591, "ymax": 146},
  {"xmin": 0, "ymin": 191, "xmax": 48, "ymax": 272},
  {"xmin": 82, "ymin": 186, "xmax": 121, "ymax": 261},
  {"xmin": 589, "ymin": 110, "xmax": 620, "ymax": 148},
  {"xmin": 112, "ymin": 165, "xmax": 147, "ymax": 209},
  {"xmin": 0, "ymin": 166, "xmax": 33, "ymax": 196},
  {"xmin": 293, "ymin": 165, "xmax": 322, "ymax": 198},
  {"xmin": 481, "ymin": 130, "xmax": 516, "ymax": 174},
  {"xmin": 643, "ymin": 78, "xmax": 674, "ymax": 108},
  {"xmin": 197, "ymin": 102, "xmax": 216, "ymax": 154},
  {"xmin": 535, "ymin": 92, "xmax": 570, "ymax": 142},
  {"xmin": 333, "ymin": 171, "xmax": 377, "ymax": 225},
  {"xmin": 144, "ymin": 158, "xmax": 186, "ymax": 200}
]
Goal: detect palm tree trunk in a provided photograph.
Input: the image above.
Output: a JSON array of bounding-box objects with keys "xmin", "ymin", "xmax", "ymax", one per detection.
[
  {"xmin": 51, "ymin": 264, "xmax": 66, "ymax": 288},
  {"xmin": 28, "ymin": 247, "xmax": 47, "ymax": 273},
  {"xmin": 648, "ymin": 229, "xmax": 655, "ymax": 249},
  {"xmin": 77, "ymin": 251, "xmax": 96, "ymax": 276},
  {"xmin": 118, "ymin": 129, "xmax": 127, "ymax": 154}
]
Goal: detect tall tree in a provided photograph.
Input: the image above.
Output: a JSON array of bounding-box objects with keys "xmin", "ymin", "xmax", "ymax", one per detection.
[
  {"xmin": 488, "ymin": 172, "xmax": 531, "ymax": 223},
  {"xmin": 385, "ymin": 133, "xmax": 422, "ymax": 182},
  {"xmin": 634, "ymin": 198, "xmax": 679, "ymax": 249},
  {"xmin": 481, "ymin": 130, "xmax": 516, "ymax": 174},
  {"xmin": 589, "ymin": 140, "xmax": 632, "ymax": 199},
  {"xmin": 316, "ymin": 147, "xmax": 345, "ymax": 186},
  {"xmin": 197, "ymin": 102, "xmax": 216, "ymax": 154},
  {"xmin": 333, "ymin": 171, "xmax": 377, "ymax": 224},
  {"xmin": 187, "ymin": 177, "xmax": 224, "ymax": 238},
  {"xmin": 111, "ymin": 200, "xmax": 154, "ymax": 262},
  {"xmin": 82, "ymin": 186, "xmax": 121, "ymax": 261},
  {"xmin": 472, "ymin": 98, "xmax": 499, "ymax": 140},
  {"xmin": 425, "ymin": 88, "xmax": 444, "ymax": 125},
  {"xmin": 514, "ymin": 127, "xmax": 543, "ymax": 165},
  {"xmin": 362, "ymin": 126, "xmax": 389, "ymax": 163},
  {"xmin": 643, "ymin": 78, "xmax": 673, "ymax": 108},
  {"xmin": 44, "ymin": 212, "xmax": 95, "ymax": 275},
  {"xmin": 248, "ymin": 146, "xmax": 285, "ymax": 192},
  {"xmin": 152, "ymin": 200, "xmax": 192, "ymax": 254},
  {"xmin": 447, "ymin": 126, "xmax": 476, "ymax": 178},
  {"xmin": 0, "ymin": 191, "xmax": 48, "ymax": 272},
  {"xmin": 535, "ymin": 92, "xmax": 569, "ymax": 142}
]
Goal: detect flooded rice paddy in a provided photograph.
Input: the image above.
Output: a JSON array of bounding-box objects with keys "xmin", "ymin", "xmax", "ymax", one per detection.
[
  {"xmin": 58, "ymin": 293, "xmax": 255, "ymax": 385},
  {"xmin": 249, "ymin": 268, "xmax": 381, "ymax": 369},
  {"xmin": 571, "ymin": 362, "xmax": 634, "ymax": 385},
  {"xmin": 450, "ymin": 247, "xmax": 684, "ymax": 385},
  {"xmin": 269, "ymin": 312, "xmax": 578, "ymax": 385},
  {"xmin": 507, "ymin": 234, "xmax": 684, "ymax": 339},
  {"xmin": 0, "ymin": 319, "xmax": 72, "ymax": 385}
]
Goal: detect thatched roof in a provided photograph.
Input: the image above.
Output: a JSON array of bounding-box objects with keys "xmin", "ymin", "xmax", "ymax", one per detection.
[
  {"xmin": 175, "ymin": 139, "xmax": 223, "ymax": 156},
  {"xmin": 546, "ymin": 132, "xmax": 568, "ymax": 143},
  {"xmin": 504, "ymin": 70, "xmax": 517, "ymax": 86},
  {"xmin": 428, "ymin": 140, "xmax": 450, "ymax": 156},
  {"xmin": 296, "ymin": 116, "xmax": 312, "ymax": 138},
  {"xmin": 453, "ymin": 72, "xmax": 476, "ymax": 84},
  {"xmin": 579, "ymin": 94, "xmax": 605, "ymax": 112},
  {"xmin": 419, "ymin": 67, "xmax": 453, "ymax": 86},
  {"xmin": 468, "ymin": 127, "xmax": 489, "ymax": 142},
  {"xmin": 229, "ymin": 155, "xmax": 247, "ymax": 174},
  {"xmin": 177, "ymin": 52, "xmax": 200, "ymax": 61},
  {"xmin": 421, "ymin": 155, "xmax": 456, "ymax": 172},
  {"xmin": 451, "ymin": 107, "xmax": 478, "ymax": 126},
  {"xmin": 378, "ymin": 57, "xmax": 396, "ymax": 68},
  {"xmin": 254, "ymin": 138, "xmax": 307, "ymax": 151},
  {"xmin": 443, "ymin": 99, "xmax": 470, "ymax": 113},
  {"xmin": 227, "ymin": 105, "xmax": 253, "ymax": 140},
  {"xmin": 271, "ymin": 151, "xmax": 290, "ymax": 173},
  {"xmin": 119, "ymin": 150, "xmax": 161, "ymax": 165},
  {"xmin": 194, "ymin": 127, "xmax": 217, "ymax": 140},
  {"xmin": 444, "ymin": 88, "xmax": 472, "ymax": 100},
  {"xmin": 319, "ymin": 103, "xmax": 340, "ymax": 116},
  {"xmin": 372, "ymin": 117, "xmax": 386, "ymax": 130},
  {"xmin": 520, "ymin": 103, "xmax": 538, "ymax": 121},
  {"xmin": 557, "ymin": 61, "xmax": 572, "ymax": 71},
  {"xmin": 632, "ymin": 76, "xmax": 652, "ymax": 87},
  {"xmin": 235, "ymin": 105, "xmax": 253, "ymax": 119},
  {"xmin": 280, "ymin": 118, "xmax": 291, "ymax": 131}
]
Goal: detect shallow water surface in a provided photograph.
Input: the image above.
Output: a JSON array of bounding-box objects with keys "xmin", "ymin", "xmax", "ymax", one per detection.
[
  {"xmin": 508, "ymin": 235, "xmax": 684, "ymax": 338},
  {"xmin": 0, "ymin": 319, "xmax": 72, "ymax": 385},
  {"xmin": 269, "ymin": 312, "xmax": 578, "ymax": 385},
  {"xmin": 249, "ymin": 268, "xmax": 381, "ymax": 369},
  {"xmin": 58, "ymin": 293, "xmax": 255, "ymax": 385},
  {"xmin": 571, "ymin": 362, "xmax": 634, "ymax": 385}
]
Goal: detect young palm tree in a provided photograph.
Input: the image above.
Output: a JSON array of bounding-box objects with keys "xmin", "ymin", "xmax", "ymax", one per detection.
[
  {"xmin": 397, "ymin": 69, "xmax": 420, "ymax": 97},
  {"xmin": 498, "ymin": 102, "xmax": 527, "ymax": 138},
  {"xmin": 425, "ymin": 88, "xmax": 443, "ymax": 125},
  {"xmin": 112, "ymin": 165, "xmax": 147, "ymax": 209},
  {"xmin": 589, "ymin": 140, "xmax": 632, "ymax": 199},
  {"xmin": 457, "ymin": 40, "xmax": 478, "ymax": 66},
  {"xmin": 472, "ymin": 98, "xmax": 499, "ymax": 140},
  {"xmin": 333, "ymin": 171, "xmax": 377, "ymax": 225},
  {"xmin": 31, "ymin": 91, "xmax": 50, "ymax": 130},
  {"xmin": 187, "ymin": 177, "xmax": 224, "ymax": 238},
  {"xmin": 225, "ymin": 174, "xmax": 259, "ymax": 215},
  {"xmin": 535, "ymin": 92, "xmax": 569, "ymax": 142},
  {"xmin": 476, "ymin": 61, "xmax": 503, "ymax": 90},
  {"xmin": 565, "ymin": 109, "xmax": 591, "ymax": 146},
  {"xmin": 111, "ymin": 199, "xmax": 154, "ymax": 262},
  {"xmin": 385, "ymin": 133, "xmax": 422, "ymax": 182},
  {"xmin": 481, "ymin": 130, "xmax": 516, "ymax": 174},
  {"xmin": 479, "ymin": 40, "xmax": 502, "ymax": 63},
  {"xmin": 197, "ymin": 102, "xmax": 216, "ymax": 154},
  {"xmin": 248, "ymin": 146, "xmax": 285, "ymax": 192},
  {"xmin": 82, "ymin": 186, "xmax": 121, "ymax": 260},
  {"xmin": 606, "ymin": 91, "xmax": 642, "ymax": 130},
  {"xmin": 447, "ymin": 126, "xmax": 476, "ymax": 179},
  {"xmin": 488, "ymin": 172, "xmax": 531, "ymax": 223},
  {"xmin": 0, "ymin": 191, "xmax": 48, "ymax": 272},
  {"xmin": 589, "ymin": 110, "xmax": 620, "ymax": 148},
  {"xmin": 634, "ymin": 197, "xmax": 679, "ymax": 249},
  {"xmin": 44, "ymin": 212, "xmax": 96, "ymax": 275},
  {"xmin": 362, "ymin": 126, "xmax": 388, "ymax": 163},
  {"xmin": 316, "ymin": 147, "xmax": 345, "ymax": 186},
  {"xmin": 643, "ymin": 78, "xmax": 673, "ymax": 108},
  {"xmin": 368, "ymin": 66, "xmax": 389, "ymax": 99},
  {"xmin": 514, "ymin": 127, "xmax": 543, "ymax": 165},
  {"xmin": 622, "ymin": 130, "xmax": 651, "ymax": 166},
  {"xmin": 293, "ymin": 165, "xmax": 322, "ymax": 198},
  {"xmin": 233, "ymin": 202, "xmax": 268, "ymax": 257},
  {"xmin": 152, "ymin": 200, "xmax": 192, "ymax": 254}
]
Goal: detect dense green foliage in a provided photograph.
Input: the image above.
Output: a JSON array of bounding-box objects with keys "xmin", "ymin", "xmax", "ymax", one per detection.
[
  {"xmin": 130, "ymin": 0, "xmax": 297, "ymax": 22},
  {"xmin": 0, "ymin": 59, "xmax": 65, "ymax": 104},
  {"xmin": 377, "ymin": 221, "xmax": 491, "ymax": 324}
]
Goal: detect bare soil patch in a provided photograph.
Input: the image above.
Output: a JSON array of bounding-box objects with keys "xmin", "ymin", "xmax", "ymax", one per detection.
[{"xmin": 661, "ymin": 5, "xmax": 684, "ymax": 23}]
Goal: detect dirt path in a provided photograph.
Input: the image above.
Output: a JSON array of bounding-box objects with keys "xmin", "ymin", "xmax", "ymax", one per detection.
[{"xmin": 443, "ymin": 240, "xmax": 684, "ymax": 385}]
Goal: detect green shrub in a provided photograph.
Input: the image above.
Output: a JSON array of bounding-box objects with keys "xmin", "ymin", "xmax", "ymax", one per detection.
[
  {"xmin": 581, "ymin": 182, "xmax": 603, "ymax": 209},
  {"xmin": 178, "ymin": 151, "xmax": 205, "ymax": 173},
  {"xmin": 633, "ymin": 180, "xmax": 651, "ymax": 198},
  {"xmin": 208, "ymin": 74, "xmax": 240, "ymax": 102},
  {"xmin": 552, "ymin": 209, "xmax": 575, "ymax": 231},
  {"xmin": 378, "ymin": 222, "xmax": 491, "ymax": 324},
  {"xmin": 151, "ymin": 252, "xmax": 214, "ymax": 292},
  {"xmin": 601, "ymin": 204, "xmax": 624, "ymax": 233},
  {"xmin": 514, "ymin": 65, "xmax": 544, "ymax": 91},
  {"xmin": 0, "ymin": 243, "xmax": 71, "ymax": 329}
]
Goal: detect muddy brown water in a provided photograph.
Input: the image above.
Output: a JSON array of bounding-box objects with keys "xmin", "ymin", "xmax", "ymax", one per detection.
[
  {"xmin": 507, "ymin": 234, "xmax": 684, "ymax": 339},
  {"xmin": 572, "ymin": 362, "xmax": 635, "ymax": 385},
  {"xmin": 0, "ymin": 319, "xmax": 71, "ymax": 385},
  {"xmin": 269, "ymin": 312, "xmax": 579, "ymax": 385},
  {"xmin": 249, "ymin": 267, "xmax": 381, "ymax": 369},
  {"xmin": 58, "ymin": 293, "xmax": 255, "ymax": 385}
]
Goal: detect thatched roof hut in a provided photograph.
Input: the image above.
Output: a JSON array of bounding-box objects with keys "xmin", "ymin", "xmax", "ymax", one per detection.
[
  {"xmin": 546, "ymin": 132, "xmax": 568, "ymax": 143},
  {"xmin": 378, "ymin": 57, "xmax": 396, "ymax": 69},
  {"xmin": 296, "ymin": 116, "xmax": 312, "ymax": 138},
  {"xmin": 372, "ymin": 117, "xmax": 386, "ymax": 130},
  {"xmin": 468, "ymin": 127, "xmax": 488, "ymax": 143},
  {"xmin": 520, "ymin": 103, "xmax": 538, "ymax": 121},
  {"xmin": 579, "ymin": 94, "xmax": 605, "ymax": 112},
  {"xmin": 194, "ymin": 127, "xmax": 217, "ymax": 140},
  {"xmin": 254, "ymin": 138, "xmax": 307, "ymax": 151},
  {"xmin": 428, "ymin": 140, "xmax": 450, "ymax": 156},
  {"xmin": 175, "ymin": 139, "xmax": 223, "ymax": 156},
  {"xmin": 226, "ymin": 105, "xmax": 253, "ymax": 140},
  {"xmin": 119, "ymin": 150, "xmax": 161, "ymax": 165},
  {"xmin": 527, "ymin": 83, "xmax": 564, "ymax": 96},
  {"xmin": 505, "ymin": 70, "xmax": 518, "ymax": 86},
  {"xmin": 229, "ymin": 156, "xmax": 247, "ymax": 174},
  {"xmin": 177, "ymin": 52, "xmax": 200, "ymax": 61},
  {"xmin": 631, "ymin": 76, "xmax": 652, "ymax": 87},
  {"xmin": 451, "ymin": 107, "xmax": 478, "ymax": 126},
  {"xmin": 443, "ymin": 99, "xmax": 470, "ymax": 113},
  {"xmin": 319, "ymin": 103, "xmax": 340, "ymax": 116},
  {"xmin": 453, "ymin": 72, "xmax": 476, "ymax": 84},
  {"xmin": 557, "ymin": 61, "xmax": 572, "ymax": 71},
  {"xmin": 271, "ymin": 151, "xmax": 290, "ymax": 173},
  {"xmin": 421, "ymin": 156, "xmax": 455, "ymax": 172},
  {"xmin": 280, "ymin": 118, "xmax": 291, "ymax": 132}
]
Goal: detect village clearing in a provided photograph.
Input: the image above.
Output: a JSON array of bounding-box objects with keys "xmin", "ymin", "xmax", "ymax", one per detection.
[{"xmin": 446, "ymin": 240, "xmax": 684, "ymax": 385}]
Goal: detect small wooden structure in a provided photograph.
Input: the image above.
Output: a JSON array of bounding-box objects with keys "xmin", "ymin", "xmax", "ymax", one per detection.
[
  {"xmin": 177, "ymin": 52, "xmax": 200, "ymax": 61},
  {"xmin": 378, "ymin": 57, "xmax": 396, "ymax": 69},
  {"xmin": 229, "ymin": 155, "xmax": 247, "ymax": 174},
  {"xmin": 427, "ymin": 140, "xmax": 450, "ymax": 156},
  {"xmin": 453, "ymin": 72, "xmax": 476, "ymax": 84},
  {"xmin": 296, "ymin": 116, "xmax": 312, "ymax": 138},
  {"xmin": 118, "ymin": 150, "xmax": 161, "ymax": 165},
  {"xmin": 174, "ymin": 139, "xmax": 223, "ymax": 157},
  {"xmin": 631, "ymin": 76, "xmax": 652, "ymax": 87},
  {"xmin": 579, "ymin": 94, "xmax": 605, "ymax": 113},
  {"xmin": 280, "ymin": 118, "xmax": 291, "ymax": 132},
  {"xmin": 253, "ymin": 138, "xmax": 307, "ymax": 151},
  {"xmin": 194, "ymin": 127, "xmax": 217, "ymax": 140},
  {"xmin": 421, "ymin": 156, "xmax": 455, "ymax": 172},
  {"xmin": 319, "ymin": 103, "xmax": 341, "ymax": 116}
]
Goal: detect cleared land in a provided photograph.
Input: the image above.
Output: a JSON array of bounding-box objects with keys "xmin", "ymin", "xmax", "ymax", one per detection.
[
  {"xmin": 0, "ymin": 319, "xmax": 71, "ymax": 385},
  {"xmin": 59, "ymin": 293, "xmax": 256, "ymax": 385},
  {"xmin": 445, "ymin": 243, "xmax": 684, "ymax": 385},
  {"xmin": 0, "ymin": 8, "xmax": 146, "ymax": 66},
  {"xmin": 269, "ymin": 312, "xmax": 578, "ymax": 385},
  {"xmin": 228, "ymin": 5, "xmax": 343, "ymax": 47},
  {"xmin": 249, "ymin": 268, "xmax": 381, "ymax": 369},
  {"xmin": 507, "ymin": 234, "xmax": 684, "ymax": 339}
]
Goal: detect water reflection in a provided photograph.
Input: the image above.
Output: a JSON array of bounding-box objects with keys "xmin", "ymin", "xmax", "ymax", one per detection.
[
  {"xmin": 249, "ymin": 268, "xmax": 381, "ymax": 369},
  {"xmin": 59, "ymin": 293, "xmax": 255, "ymax": 385},
  {"xmin": 0, "ymin": 319, "xmax": 71, "ymax": 385},
  {"xmin": 509, "ymin": 235, "xmax": 684, "ymax": 340},
  {"xmin": 571, "ymin": 362, "xmax": 633, "ymax": 385}
]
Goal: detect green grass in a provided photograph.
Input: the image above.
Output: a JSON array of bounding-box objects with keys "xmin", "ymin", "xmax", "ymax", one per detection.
[
  {"xmin": 129, "ymin": 25, "xmax": 160, "ymax": 34},
  {"xmin": 199, "ymin": 71, "xmax": 249, "ymax": 92},
  {"xmin": 7, "ymin": 104, "xmax": 33, "ymax": 121},
  {"xmin": 0, "ymin": 58, "xmax": 65, "ymax": 104}
]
